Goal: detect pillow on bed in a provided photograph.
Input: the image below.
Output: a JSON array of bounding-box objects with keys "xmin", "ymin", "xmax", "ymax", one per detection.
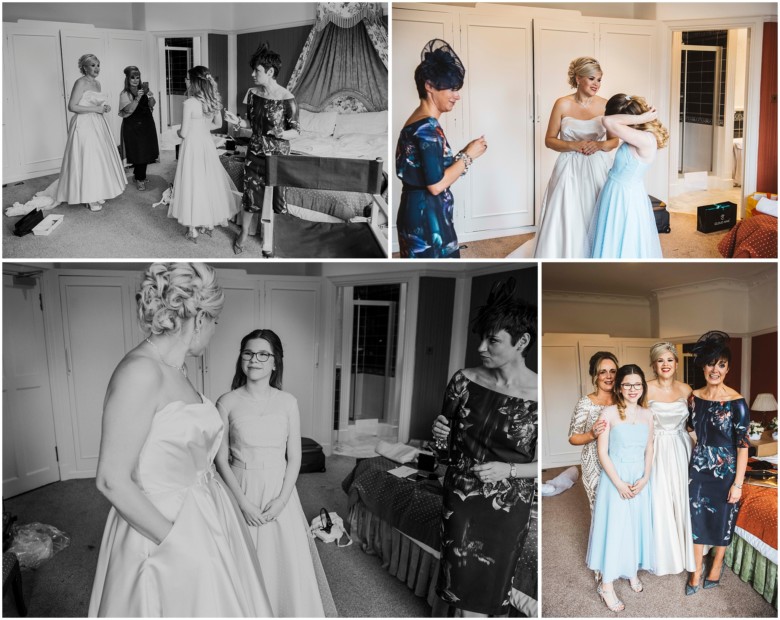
[
  {"xmin": 333, "ymin": 111, "xmax": 388, "ymax": 137},
  {"xmin": 298, "ymin": 109, "xmax": 338, "ymax": 136}
]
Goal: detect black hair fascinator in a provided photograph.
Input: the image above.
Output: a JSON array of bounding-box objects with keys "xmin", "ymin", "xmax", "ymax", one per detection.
[
  {"xmin": 419, "ymin": 39, "xmax": 465, "ymax": 91},
  {"xmin": 691, "ymin": 330, "xmax": 730, "ymax": 367},
  {"xmin": 471, "ymin": 278, "xmax": 517, "ymax": 334}
]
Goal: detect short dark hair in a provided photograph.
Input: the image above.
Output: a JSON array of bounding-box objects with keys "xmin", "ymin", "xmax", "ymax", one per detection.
[
  {"xmin": 414, "ymin": 39, "xmax": 465, "ymax": 99},
  {"xmin": 471, "ymin": 278, "xmax": 536, "ymax": 358},
  {"xmin": 231, "ymin": 329, "xmax": 284, "ymax": 390},
  {"xmin": 250, "ymin": 42, "xmax": 282, "ymax": 78},
  {"xmin": 692, "ymin": 330, "xmax": 732, "ymax": 367}
]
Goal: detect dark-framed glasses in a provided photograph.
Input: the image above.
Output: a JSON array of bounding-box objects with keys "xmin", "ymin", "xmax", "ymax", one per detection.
[
  {"xmin": 620, "ymin": 383, "xmax": 643, "ymax": 390},
  {"xmin": 241, "ymin": 350, "xmax": 274, "ymax": 363}
]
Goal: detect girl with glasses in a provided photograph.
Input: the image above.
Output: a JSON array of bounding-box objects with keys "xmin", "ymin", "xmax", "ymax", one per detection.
[
  {"xmin": 586, "ymin": 364, "xmax": 655, "ymax": 612},
  {"xmin": 214, "ymin": 329, "xmax": 331, "ymax": 616}
]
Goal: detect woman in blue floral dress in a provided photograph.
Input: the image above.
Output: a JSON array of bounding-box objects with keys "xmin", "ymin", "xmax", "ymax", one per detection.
[
  {"xmin": 432, "ymin": 278, "xmax": 537, "ymax": 615},
  {"xmin": 396, "ymin": 39, "xmax": 487, "ymax": 258},
  {"xmin": 226, "ymin": 43, "xmax": 300, "ymax": 254},
  {"xmin": 686, "ymin": 331, "xmax": 749, "ymax": 595}
]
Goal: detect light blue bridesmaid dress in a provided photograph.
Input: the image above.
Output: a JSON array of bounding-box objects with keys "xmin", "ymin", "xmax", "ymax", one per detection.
[
  {"xmin": 586, "ymin": 423, "xmax": 655, "ymax": 582},
  {"xmin": 590, "ymin": 142, "xmax": 663, "ymax": 258}
]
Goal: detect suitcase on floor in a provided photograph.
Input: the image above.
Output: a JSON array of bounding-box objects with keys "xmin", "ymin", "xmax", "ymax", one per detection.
[
  {"xmin": 650, "ymin": 195, "xmax": 671, "ymax": 234},
  {"xmin": 300, "ymin": 437, "xmax": 326, "ymax": 473}
]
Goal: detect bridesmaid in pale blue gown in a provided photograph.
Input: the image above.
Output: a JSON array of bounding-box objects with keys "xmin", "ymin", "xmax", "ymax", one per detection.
[
  {"xmin": 590, "ymin": 94, "xmax": 669, "ymax": 258},
  {"xmin": 586, "ymin": 364, "xmax": 655, "ymax": 613}
]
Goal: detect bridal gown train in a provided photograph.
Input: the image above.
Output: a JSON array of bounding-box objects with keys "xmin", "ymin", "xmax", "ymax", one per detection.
[
  {"xmin": 227, "ymin": 389, "xmax": 333, "ymax": 617},
  {"xmin": 649, "ymin": 399, "xmax": 696, "ymax": 575},
  {"xmin": 507, "ymin": 117, "xmax": 610, "ymax": 258},
  {"xmin": 88, "ymin": 397, "xmax": 272, "ymax": 617}
]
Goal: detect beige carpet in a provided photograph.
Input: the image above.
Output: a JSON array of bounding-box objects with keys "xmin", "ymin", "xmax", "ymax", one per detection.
[
  {"xmin": 392, "ymin": 232, "xmax": 534, "ymax": 259},
  {"xmin": 541, "ymin": 465, "xmax": 776, "ymax": 617}
]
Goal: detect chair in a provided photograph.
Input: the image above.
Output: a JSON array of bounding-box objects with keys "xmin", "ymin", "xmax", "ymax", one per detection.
[
  {"xmin": 259, "ymin": 155, "xmax": 388, "ymax": 258},
  {"xmin": 3, "ymin": 552, "xmax": 27, "ymax": 616}
]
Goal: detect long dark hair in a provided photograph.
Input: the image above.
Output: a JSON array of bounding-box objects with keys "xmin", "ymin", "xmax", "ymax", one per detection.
[
  {"xmin": 614, "ymin": 364, "xmax": 648, "ymax": 420},
  {"xmin": 122, "ymin": 65, "xmax": 141, "ymax": 95},
  {"xmin": 231, "ymin": 329, "xmax": 284, "ymax": 390}
]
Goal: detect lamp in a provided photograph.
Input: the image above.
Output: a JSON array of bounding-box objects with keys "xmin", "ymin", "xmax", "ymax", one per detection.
[{"xmin": 751, "ymin": 393, "xmax": 778, "ymax": 412}]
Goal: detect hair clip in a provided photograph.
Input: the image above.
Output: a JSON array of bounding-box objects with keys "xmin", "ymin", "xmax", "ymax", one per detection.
[{"xmin": 625, "ymin": 96, "xmax": 632, "ymax": 101}]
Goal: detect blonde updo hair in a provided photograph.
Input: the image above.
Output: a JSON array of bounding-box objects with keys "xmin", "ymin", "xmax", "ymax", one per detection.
[
  {"xmin": 568, "ymin": 57, "xmax": 602, "ymax": 89},
  {"xmin": 137, "ymin": 263, "xmax": 224, "ymax": 335},
  {"xmin": 78, "ymin": 54, "xmax": 100, "ymax": 75},
  {"xmin": 649, "ymin": 341, "xmax": 678, "ymax": 373},
  {"xmin": 605, "ymin": 93, "xmax": 670, "ymax": 149}
]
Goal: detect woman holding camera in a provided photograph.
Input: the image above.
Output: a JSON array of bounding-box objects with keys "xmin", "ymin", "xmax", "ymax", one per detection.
[{"xmin": 119, "ymin": 66, "xmax": 159, "ymax": 191}]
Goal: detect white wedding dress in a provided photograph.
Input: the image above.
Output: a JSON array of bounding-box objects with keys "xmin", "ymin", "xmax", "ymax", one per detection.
[
  {"xmin": 649, "ymin": 399, "xmax": 696, "ymax": 576},
  {"xmin": 507, "ymin": 117, "xmax": 611, "ymax": 258}
]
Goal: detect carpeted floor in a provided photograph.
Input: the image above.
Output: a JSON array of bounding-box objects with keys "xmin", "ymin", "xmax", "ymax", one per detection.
[
  {"xmin": 2, "ymin": 455, "xmax": 430, "ymax": 617},
  {"xmin": 541, "ymin": 465, "xmax": 776, "ymax": 618}
]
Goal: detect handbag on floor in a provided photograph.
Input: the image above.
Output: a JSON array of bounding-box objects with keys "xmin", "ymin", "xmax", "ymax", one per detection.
[{"xmin": 310, "ymin": 508, "xmax": 352, "ymax": 547}]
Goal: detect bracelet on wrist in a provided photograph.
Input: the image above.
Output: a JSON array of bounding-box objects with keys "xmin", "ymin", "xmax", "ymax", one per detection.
[
  {"xmin": 454, "ymin": 151, "xmax": 473, "ymax": 176},
  {"xmin": 732, "ymin": 482, "xmax": 743, "ymax": 489}
]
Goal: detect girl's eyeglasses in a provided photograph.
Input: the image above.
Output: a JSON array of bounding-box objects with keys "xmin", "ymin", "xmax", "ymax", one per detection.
[
  {"xmin": 620, "ymin": 383, "xmax": 643, "ymax": 390},
  {"xmin": 241, "ymin": 350, "xmax": 274, "ymax": 363}
]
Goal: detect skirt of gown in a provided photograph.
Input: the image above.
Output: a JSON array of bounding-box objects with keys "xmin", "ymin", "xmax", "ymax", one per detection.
[
  {"xmin": 168, "ymin": 120, "xmax": 240, "ymax": 227},
  {"xmin": 55, "ymin": 111, "xmax": 127, "ymax": 205},
  {"xmin": 231, "ymin": 461, "xmax": 333, "ymax": 617},
  {"xmin": 88, "ymin": 469, "xmax": 272, "ymax": 617},
  {"xmin": 586, "ymin": 424, "xmax": 655, "ymax": 582}
]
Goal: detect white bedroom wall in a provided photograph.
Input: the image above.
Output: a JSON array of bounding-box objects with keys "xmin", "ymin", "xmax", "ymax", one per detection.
[
  {"xmin": 2, "ymin": 3, "xmax": 136, "ymax": 29},
  {"xmin": 542, "ymin": 293, "xmax": 653, "ymax": 337},
  {"xmin": 644, "ymin": 2, "xmax": 777, "ymax": 21},
  {"xmin": 748, "ymin": 274, "xmax": 779, "ymax": 334}
]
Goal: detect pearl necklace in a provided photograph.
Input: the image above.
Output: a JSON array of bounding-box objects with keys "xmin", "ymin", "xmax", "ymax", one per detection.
[{"xmin": 145, "ymin": 338, "xmax": 187, "ymax": 377}]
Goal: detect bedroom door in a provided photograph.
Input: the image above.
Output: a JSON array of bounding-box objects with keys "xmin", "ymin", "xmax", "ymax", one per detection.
[{"xmin": 459, "ymin": 13, "xmax": 534, "ymax": 233}]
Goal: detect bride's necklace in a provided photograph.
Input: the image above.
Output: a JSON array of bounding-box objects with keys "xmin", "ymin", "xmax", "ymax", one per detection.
[
  {"xmin": 145, "ymin": 338, "xmax": 187, "ymax": 377},
  {"xmin": 574, "ymin": 94, "xmax": 593, "ymax": 108}
]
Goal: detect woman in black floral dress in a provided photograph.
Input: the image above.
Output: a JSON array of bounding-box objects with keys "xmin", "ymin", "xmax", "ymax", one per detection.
[
  {"xmin": 686, "ymin": 331, "xmax": 749, "ymax": 595},
  {"xmin": 432, "ymin": 278, "xmax": 537, "ymax": 615},
  {"xmin": 226, "ymin": 43, "xmax": 300, "ymax": 254}
]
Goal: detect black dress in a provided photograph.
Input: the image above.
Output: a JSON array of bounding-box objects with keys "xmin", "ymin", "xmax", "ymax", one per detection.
[
  {"xmin": 242, "ymin": 92, "xmax": 300, "ymax": 214},
  {"xmin": 688, "ymin": 396, "xmax": 750, "ymax": 546},
  {"xmin": 436, "ymin": 370, "xmax": 537, "ymax": 614},
  {"xmin": 120, "ymin": 93, "xmax": 159, "ymax": 167}
]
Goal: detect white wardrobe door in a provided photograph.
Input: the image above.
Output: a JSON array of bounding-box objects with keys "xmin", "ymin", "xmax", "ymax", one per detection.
[
  {"xmin": 460, "ymin": 14, "xmax": 533, "ymax": 232},
  {"xmin": 533, "ymin": 20, "xmax": 597, "ymax": 223},
  {"xmin": 577, "ymin": 341, "xmax": 620, "ymax": 396},
  {"xmin": 105, "ymin": 32, "xmax": 149, "ymax": 144},
  {"xmin": 391, "ymin": 9, "xmax": 456, "ymax": 250},
  {"xmin": 541, "ymin": 343, "xmax": 584, "ymax": 468},
  {"xmin": 58, "ymin": 276, "xmax": 135, "ymax": 477},
  {"xmin": 3, "ymin": 276, "xmax": 60, "ymax": 498},
  {"xmin": 263, "ymin": 280, "xmax": 321, "ymax": 441},
  {"xmin": 201, "ymin": 279, "xmax": 261, "ymax": 401},
  {"xmin": 597, "ymin": 24, "xmax": 658, "ymax": 109},
  {"xmin": 3, "ymin": 28, "xmax": 69, "ymax": 180}
]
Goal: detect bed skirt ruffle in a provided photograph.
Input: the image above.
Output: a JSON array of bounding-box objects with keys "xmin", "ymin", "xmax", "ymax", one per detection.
[{"xmin": 725, "ymin": 532, "xmax": 778, "ymax": 608}]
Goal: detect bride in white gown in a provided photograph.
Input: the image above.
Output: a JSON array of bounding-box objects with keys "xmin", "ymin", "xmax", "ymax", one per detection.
[{"xmin": 507, "ymin": 57, "xmax": 618, "ymax": 258}]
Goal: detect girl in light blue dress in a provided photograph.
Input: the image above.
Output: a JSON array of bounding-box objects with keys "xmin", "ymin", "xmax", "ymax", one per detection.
[
  {"xmin": 590, "ymin": 94, "xmax": 669, "ymax": 258},
  {"xmin": 586, "ymin": 364, "xmax": 655, "ymax": 612}
]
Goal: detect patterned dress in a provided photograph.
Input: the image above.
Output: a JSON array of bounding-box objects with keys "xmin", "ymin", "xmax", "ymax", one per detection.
[
  {"xmin": 568, "ymin": 396, "xmax": 605, "ymax": 510},
  {"xmin": 688, "ymin": 396, "xmax": 750, "ymax": 546},
  {"xmin": 436, "ymin": 370, "xmax": 537, "ymax": 615},
  {"xmin": 242, "ymin": 91, "xmax": 300, "ymax": 214},
  {"xmin": 395, "ymin": 117, "xmax": 459, "ymax": 258}
]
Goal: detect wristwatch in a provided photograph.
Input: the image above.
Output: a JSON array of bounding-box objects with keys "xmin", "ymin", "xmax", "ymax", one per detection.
[
  {"xmin": 733, "ymin": 482, "xmax": 743, "ymax": 489},
  {"xmin": 509, "ymin": 463, "xmax": 517, "ymax": 479}
]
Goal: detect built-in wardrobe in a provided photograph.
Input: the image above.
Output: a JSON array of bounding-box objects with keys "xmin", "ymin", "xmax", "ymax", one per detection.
[
  {"xmin": 392, "ymin": 3, "xmax": 661, "ymax": 248},
  {"xmin": 3, "ymin": 268, "xmax": 324, "ymax": 494}
]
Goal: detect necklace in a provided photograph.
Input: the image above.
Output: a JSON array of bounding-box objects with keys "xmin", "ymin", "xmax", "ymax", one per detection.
[
  {"xmin": 145, "ymin": 338, "xmax": 187, "ymax": 377},
  {"xmin": 574, "ymin": 94, "xmax": 592, "ymax": 108}
]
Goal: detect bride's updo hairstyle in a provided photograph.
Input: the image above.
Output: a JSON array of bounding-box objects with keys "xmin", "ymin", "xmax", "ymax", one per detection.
[
  {"xmin": 414, "ymin": 39, "xmax": 465, "ymax": 99},
  {"xmin": 568, "ymin": 57, "xmax": 602, "ymax": 89},
  {"xmin": 78, "ymin": 54, "xmax": 100, "ymax": 75},
  {"xmin": 691, "ymin": 330, "xmax": 731, "ymax": 368},
  {"xmin": 605, "ymin": 93, "xmax": 670, "ymax": 149},
  {"xmin": 137, "ymin": 263, "xmax": 224, "ymax": 335}
]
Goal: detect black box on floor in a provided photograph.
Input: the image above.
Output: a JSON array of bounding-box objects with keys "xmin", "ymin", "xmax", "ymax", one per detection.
[
  {"xmin": 697, "ymin": 201, "xmax": 737, "ymax": 233},
  {"xmin": 300, "ymin": 437, "xmax": 326, "ymax": 473},
  {"xmin": 650, "ymin": 195, "xmax": 671, "ymax": 234}
]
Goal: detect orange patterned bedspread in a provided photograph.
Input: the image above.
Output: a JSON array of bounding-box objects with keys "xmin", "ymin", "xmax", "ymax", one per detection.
[{"xmin": 737, "ymin": 483, "xmax": 778, "ymax": 551}]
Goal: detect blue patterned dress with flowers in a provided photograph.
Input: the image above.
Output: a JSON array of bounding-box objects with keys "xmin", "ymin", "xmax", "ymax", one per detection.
[
  {"xmin": 688, "ymin": 396, "xmax": 750, "ymax": 545},
  {"xmin": 436, "ymin": 370, "xmax": 537, "ymax": 614},
  {"xmin": 395, "ymin": 117, "xmax": 459, "ymax": 258}
]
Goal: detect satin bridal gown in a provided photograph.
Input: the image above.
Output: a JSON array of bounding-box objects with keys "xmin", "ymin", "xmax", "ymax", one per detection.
[
  {"xmin": 55, "ymin": 90, "xmax": 127, "ymax": 205},
  {"xmin": 649, "ymin": 399, "xmax": 696, "ymax": 575},
  {"xmin": 507, "ymin": 117, "xmax": 610, "ymax": 258},
  {"xmin": 88, "ymin": 397, "xmax": 273, "ymax": 617},
  {"xmin": 226, "ymin": 389, "xmax": 333, "ymax": 617}
]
